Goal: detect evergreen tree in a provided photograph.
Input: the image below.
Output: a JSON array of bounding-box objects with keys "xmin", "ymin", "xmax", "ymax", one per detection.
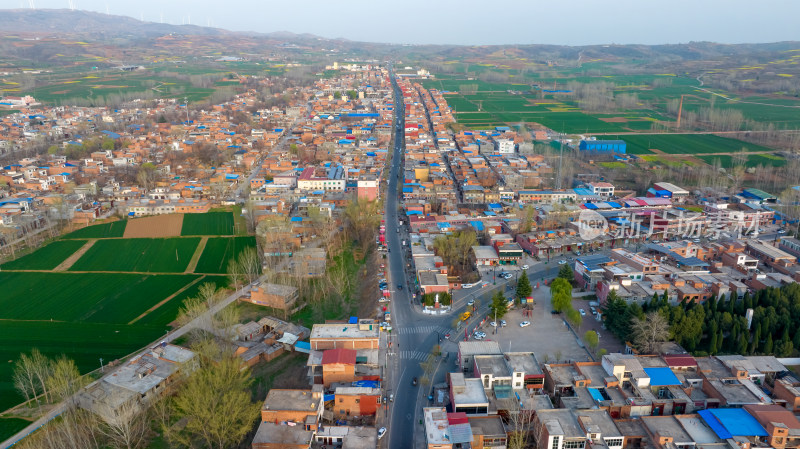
[
  {"xmin": 515, "ymin": 271, "xmax": 532, "ymax": 303},
  {"xmin": 738, "ymin": 334, "xmax": 748, "ymax": 355},
  {"xmin": 729, "ymin": 325, "xmax": 739, "ymax": 353},
  {"xmin": 649, "ymin": 293, "xmax": 659, "ymax": 312},
  {"xmin": 557, "ymin": 263, "xmax": 573, "ymax": 281},
  {"xmin": 793, "ymin": 329, "xmax": 800, "ymax": 349},
  {"xmin": 717, "ymin": 330, "xmax": 724, "ymax": 354},
  {"xmin": 707, "ymin": 295, "xmax": 717, "ymax": 314},
  {"xmin": 751, "ymin": 327, "xmax": 761, "ymax": 355},
  {"xmin": 709, "ymin": 332, "xmax": 718, "ymax": 355},
  {"xmin": 763, "ymin": 333, "xmax": 774, "ymax": 354},
  {"xmin": 760, "ymin": 320, "xmax": 770, "ymax": 339},
  {"xmin": 489, "ymin": 291, "xmax": 509, "ymax": 320}
]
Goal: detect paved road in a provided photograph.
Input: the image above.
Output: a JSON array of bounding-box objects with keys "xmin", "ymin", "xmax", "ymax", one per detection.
[{"xmin": 384, "ymin": 70, "xmax": 567, "ymax": 448}]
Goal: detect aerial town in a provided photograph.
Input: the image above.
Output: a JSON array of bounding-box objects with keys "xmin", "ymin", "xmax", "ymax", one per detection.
[{"xmin": 2, "ymin": 6, "xmax": 800, "ymax": 449}]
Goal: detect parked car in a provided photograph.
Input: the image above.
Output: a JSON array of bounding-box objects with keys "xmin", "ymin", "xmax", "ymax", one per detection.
[
  {"xmin": 551, "ymin": 310, "xmax": 562, "ymax": 315},
  {"xmin": 520, "ymin": 321, "xmax": 531, "ymax": 327},
  {"xmin": 490, "ymin": 321, "xmax": 498, "ymax": 327},
  {"xmin": 500, "ymin": 320, "xmax": 507, "ymax": 327},
  {"xmin": 579, "ymin": 309, "xmax": 586, "ymax": 316},
  {"xmin": 378, "ymin": 427, "xmax": 387, "ymax": 439}
]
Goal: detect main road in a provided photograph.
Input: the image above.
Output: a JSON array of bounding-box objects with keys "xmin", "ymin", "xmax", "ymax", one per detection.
[{"xmin": 383, "ymin": 69, "xmax": 560, "ymax": 448}]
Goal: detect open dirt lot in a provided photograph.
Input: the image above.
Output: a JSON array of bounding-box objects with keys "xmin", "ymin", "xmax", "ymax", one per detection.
[{"xmin": 123, "ymin": 214, "xmax": 184, "ymax": 238}]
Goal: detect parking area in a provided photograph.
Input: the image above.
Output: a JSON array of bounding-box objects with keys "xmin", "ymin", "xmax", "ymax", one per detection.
[
  {"xmin": 468, "ymin": 285, "xmax": 592, "ymax": 363},
  {"xmin": 570, "ymin": 297, "xmax": 626, "ymax": 354}
]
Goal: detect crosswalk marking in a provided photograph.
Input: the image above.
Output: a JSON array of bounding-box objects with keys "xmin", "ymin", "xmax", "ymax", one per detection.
[
  {"xmin": 396, "ymin": 325, "xmax": 450, "ymax": 335},
  {"xmin": 400, "ymin": 350, "xmax": 429, "ymax": 361}
]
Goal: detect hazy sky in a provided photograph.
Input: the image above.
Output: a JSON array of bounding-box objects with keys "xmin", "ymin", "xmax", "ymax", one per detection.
[{"xmin": 10, "ymin": 0, "xmax": 800, "ymax": 46}]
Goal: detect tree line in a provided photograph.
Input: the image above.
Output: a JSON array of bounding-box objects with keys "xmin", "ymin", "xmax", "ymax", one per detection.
[{"xmin": 602, "ymin": 282, "xmax": 800, "ymax": 357}]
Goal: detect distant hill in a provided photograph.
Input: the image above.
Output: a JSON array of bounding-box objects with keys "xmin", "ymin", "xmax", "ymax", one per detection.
[
  {"xmin": 0, "ymin": 8, "xmax": 798, "ymax": 73},
  {"xmin": 0, "ymin": 9, "xmax": 320, "ymax": 41}
]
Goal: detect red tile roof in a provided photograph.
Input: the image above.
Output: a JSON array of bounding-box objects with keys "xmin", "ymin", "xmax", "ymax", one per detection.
[
  {"xmin": 321, "ymin": 348, "xmax": 356, "ymax": 365},
  {"xmin": 663, "ymin": 354, "xmax": 697, "ymax": 367}
]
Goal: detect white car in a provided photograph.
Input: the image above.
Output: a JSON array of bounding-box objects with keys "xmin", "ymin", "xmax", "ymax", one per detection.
[
  {"xmin": 467, "ymin": 299, "xmax": 475, "ymax": 306},
  {"xmin": 490, "ymin": 321, "xmax": 498, "ymax": 327},
  {"xmin": 378, "ymin": 427, "xmax": 386, "ymax": 440},
  {"xmin": 779, "ymin": 229, "xmax": 787, "ymax": 234},
  {"xmin": 520, "ymin": 321, "xmax": 531, "ymax": 327},
  {"xmin": 579, "ymin": 309, "xmax": 586, "ymax": 316},
  {"xmin": 521, "ymin": 264, "xmax": 529, "ymax": 270},
  {"xmin": 500, "ymin": 320, "xmax": 507, "ymax": 327},
  {"xmin": 558, "ymin": 260, "xmax": 567, "ymax": 265}
]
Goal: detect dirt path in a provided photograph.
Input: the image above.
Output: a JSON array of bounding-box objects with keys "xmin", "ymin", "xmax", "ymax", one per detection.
[
  {"xmin": 185, "ymin": 236, "xmax": 208, "ymax": 273},
  {"xmin": 127, "ymin": 275, "xmax": 206, "ymax": 325},
  {"xmin": 53, "ymin": 239, "xmax": 96, "ymax": 271}
]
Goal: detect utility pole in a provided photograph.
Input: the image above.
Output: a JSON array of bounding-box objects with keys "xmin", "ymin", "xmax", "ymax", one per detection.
[{"xmin": 556, "ymin": 131, "xmax": 564, "ymax": 190}]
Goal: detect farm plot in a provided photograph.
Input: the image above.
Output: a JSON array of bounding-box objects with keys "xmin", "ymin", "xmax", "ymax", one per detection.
[
  {"xmin": 0, "ymin": 418, "xmax": 29, "ymax": 442},
  {"xmin": 61, "ymin": 220, "xmax": 127, "ymax": 239},
  {"xmin": 0, "ymin": 272, "xmax": 199, "ymax": 323},
  {"xmin": 0, "ymin": 239, "xmax": 85, "ymax": 270},
  {"xmin": 136, "ymin": 275, "xmax": 229, "ymax": 327},
  {"xmin": 0, "ymin": 320, "xmax": 169, "ymax": 412},
  {"xmin": 123, "ymin": 214, "xmax": 184, "ymax": 238},
  {"xmin": 619, "ymin": 134, "xmax": 776, "ymax": 156},
  {"xmin": 194, "ymin": 236, "xmax": 257, "ymax": 274},
  {"xmin": 181, "ymin": 212, "xmax": 234, "ymax": 236},
  {"xmin": 697, "ymin": 153, "xmax": 787, "ymax": 168},
  {"xmin": 68, "ymin": 237, "xmax": 200, "ymax": 273}
]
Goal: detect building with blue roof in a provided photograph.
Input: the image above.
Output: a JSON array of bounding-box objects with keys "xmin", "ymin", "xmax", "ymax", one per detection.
[
  {"xmin": 698, "ymin": 409, "xmax": 768, "ymax": 439},
  {"xmin": 579, "ymin": 140, "xmax": 626, "ymax": 154},
  {"xmin": 644, "ymin": 367, "xmax": 681, "ymax": 386}
]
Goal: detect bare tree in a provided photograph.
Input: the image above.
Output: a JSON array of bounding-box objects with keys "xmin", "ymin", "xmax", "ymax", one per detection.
[
  {"xmin": 12, "ymin": 356, "xmax": 37, "ymax": 407},
  {"xmin": 96, "ymin": 400, "xmax": 150, "ymax": 449},
  {"xmin": 213, "ymin": 305, "xmax": 241, "ymax": 342},
  {"xmin": 176, "ymin": 282, "xmax": 224, "ymax": 336},
  {"xmin": 226, "ymin": 256, "xmax": 244, "ymax": 290},
  {"xmin": 135, "ymin": 163, "xmax": 158, "ymax": 192},
  {"xmin": 631, "ymin": 312, "xmax": 671, "ymax": 354},
  {"xmin": 29, "ymin": 349, "xmax": 53, "ymax": 404},
  {"xmin": 236, "ymin": 246, "xmax": 260, "ymax": 284},
  {"xmin": 506, "ymin": 399, "xmax": 534, "ymax": 449}
]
